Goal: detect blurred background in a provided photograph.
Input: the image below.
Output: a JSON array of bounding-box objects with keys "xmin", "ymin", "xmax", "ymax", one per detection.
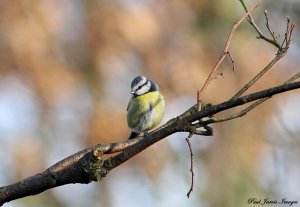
[{"xmin": 0, "ymin": 0, "xmax": 300, "ymax": 206}]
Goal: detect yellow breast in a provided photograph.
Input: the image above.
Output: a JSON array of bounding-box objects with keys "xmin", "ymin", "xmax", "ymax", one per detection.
[{"xmin": 127, "ymin": 91, "xmax": 165, "ymax": 132}]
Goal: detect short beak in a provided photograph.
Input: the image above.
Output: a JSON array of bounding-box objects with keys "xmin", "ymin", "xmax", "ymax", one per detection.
[{"xmin": 131, "ymin": 90, "xmax": 135, "ymax": 94}]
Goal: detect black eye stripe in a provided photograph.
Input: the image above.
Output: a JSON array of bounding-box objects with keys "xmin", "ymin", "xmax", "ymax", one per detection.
[{"xmin": 136, "ymin": 81, "xmax": 149, "ymax": 91}]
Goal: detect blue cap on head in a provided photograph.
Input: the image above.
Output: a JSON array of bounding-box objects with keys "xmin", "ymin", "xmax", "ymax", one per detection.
[{"xmin": 131, "ymin": 76, "xmax": 147, "ymax": 89}]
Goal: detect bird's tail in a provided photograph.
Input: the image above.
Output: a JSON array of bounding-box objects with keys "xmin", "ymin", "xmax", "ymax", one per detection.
[{"xmin": 128, "ymin": 131, "xmax": 139, "ymax": 140}]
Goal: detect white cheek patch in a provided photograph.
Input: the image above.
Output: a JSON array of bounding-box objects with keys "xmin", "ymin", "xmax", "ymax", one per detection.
[
  {"xmin": 135, "ymin": 81, "xmax": 151, "ymax": 95},
  {"xmin": 132, "ymin": 78, "xmax": 146, "ymax": 92}
]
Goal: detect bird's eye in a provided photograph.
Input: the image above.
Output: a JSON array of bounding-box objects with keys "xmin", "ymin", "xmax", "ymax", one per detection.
[{"xmin": 135, "ymin": 81, "xmax": 149, "ymax": 92}]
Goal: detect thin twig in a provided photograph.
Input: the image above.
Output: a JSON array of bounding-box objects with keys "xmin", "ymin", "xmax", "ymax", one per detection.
[
  {"xmin": 227, "ymin": 51, "xmax": 235, "ymax": 74},
  {"xmin": 196, "ymin": 0, "xmax": 261, "ymax": 110},
  {"xmin": 264, "ymin": 10, "xmax": 280, "ymax": 46},
  {"xmin": 288, "ymin": 24, "xmax": 295, "ymax": 45},
  {"xmin": 185, "ymin": 133, "xmax": 194, "ymax": 198},
  {"xmin": 230, "ymin": 2, "xmax": 295, "ymax": 99},
  {"xmin": 239, "ymin": 0, "xmax": 282, "ymax": 48},
  {"xmin": 280, "ymin": 17, "xmax": 290, "ymax": 48},
  {"xmin": 285, "ymin": 17, "xmax": 291, "ymax": 47},
  {"xmin": 239, "ymin": 0, "xmax": 263, "ymax": 35},
  {"xmin": 197, "ymin": 91, "xmax": 201, "ymax": 111},
  {"xmin": 231, "ymin": 49, "xmax": 287, "ymax": 99},
  {"xmin": 202, "ymin": 72, "xmax": 300, "ymax": 124}
]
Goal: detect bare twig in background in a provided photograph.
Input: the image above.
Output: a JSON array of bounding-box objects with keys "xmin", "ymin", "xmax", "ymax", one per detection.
[
  {"xmin": 239, "ymin": 0, "xmax": 281, "ymax": 48},
  {"xmin": 196, "ymin": 0, "xmax": 261, "ymax": 111},
  {"xmin": 240, "ymin": 0, "xmax": 295, "ymax": 51},
  {"xmin": 197, "ymin": 90, "xmax": 201, "ymax": 111},
  {"xmin": 232, "ymin": 1, "xmax": 295, "ymax": 99},
  {"xmin": 280, "ymin": 17, "xmax": 290, "ymax": 48},
  {"xmin": 264, "ymin": 10, "xmax": 280, "ymax": 46},
  {"xmin": 232, "ymin": 51, "xmax": 285, "ymax": 99},
  {"xmin": 185, "ymin": 133, "xmax": 194, "ymax": 198},
  {"xmin": 226, "ymin": 51, "xmax": 235, "ymax": 74},
  {"xmin": 286, "ymin": 18, "xmax": 295, "ymax": 48}
]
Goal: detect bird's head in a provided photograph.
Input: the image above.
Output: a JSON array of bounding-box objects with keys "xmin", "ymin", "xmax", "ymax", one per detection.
[{"xmin": 130, "ymin": 76, "xmax": 158, "ymax": 96}]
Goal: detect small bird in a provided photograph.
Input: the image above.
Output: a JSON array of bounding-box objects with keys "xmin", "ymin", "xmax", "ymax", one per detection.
[{"xmin": 127, "ymin": 76, "xmax": 165, "ymax": 139}]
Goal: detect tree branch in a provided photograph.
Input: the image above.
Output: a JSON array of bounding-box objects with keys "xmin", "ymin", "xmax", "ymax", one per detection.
[
  {"xmin": 1, "ymin": 80, "xmax": 300, "ymax": 205},
  {"xmin": 1, "ymin": 81, "xmax": 300, "ymax": 206}
]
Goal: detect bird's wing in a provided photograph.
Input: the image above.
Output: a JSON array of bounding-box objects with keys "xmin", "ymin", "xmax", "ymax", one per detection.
[
  {"xmin": 127, "ymin": 97, "xmax": 142, "ymax": 129},
  {"xmin": 127, "ymin": 99, "xmax": 130, "ymax": 111}
]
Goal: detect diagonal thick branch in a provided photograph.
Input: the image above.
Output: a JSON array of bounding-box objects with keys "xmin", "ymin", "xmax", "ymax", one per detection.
[{"xmin": 1, "ymin": 80, "xmax": 300, "ymax": 205}]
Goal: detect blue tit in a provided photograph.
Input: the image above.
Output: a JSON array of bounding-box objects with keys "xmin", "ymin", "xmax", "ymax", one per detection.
[{"xmin": 127, "ymin": 76, "xmax": 165, "ymax": 139}]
